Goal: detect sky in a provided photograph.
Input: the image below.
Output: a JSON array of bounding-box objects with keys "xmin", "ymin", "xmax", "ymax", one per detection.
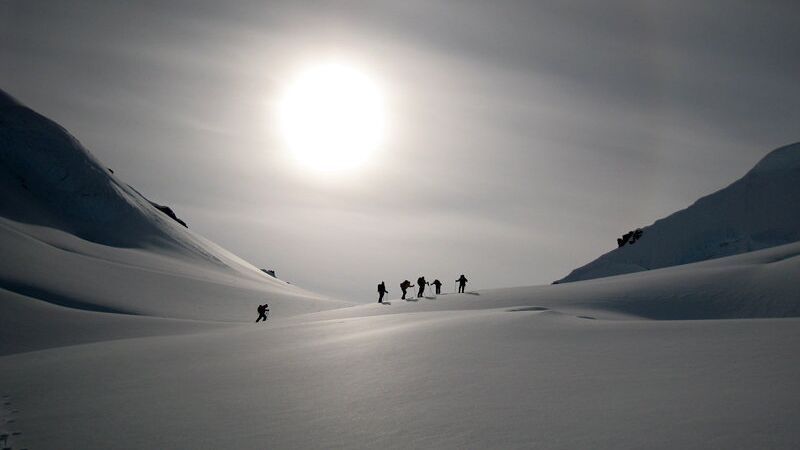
[{"xmin": 2, "ymin": 0, "xmax": 799, "ymax": 301}]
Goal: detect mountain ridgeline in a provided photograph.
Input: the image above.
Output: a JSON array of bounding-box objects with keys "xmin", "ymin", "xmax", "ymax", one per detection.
[{"xmin": 556, "ymin": 142, "xmax": 800, "ymax": 284}]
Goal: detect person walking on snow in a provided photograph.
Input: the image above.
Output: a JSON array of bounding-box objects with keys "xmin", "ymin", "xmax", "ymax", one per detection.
[
  {"xmin": 431, "ymin": 279, "xmax": 443, "ymax": 295},
  {"xmin": 400, "ymin": 280, "xmax": 414, "ymax": 300},
  {"xmin": 456, "ymin": 274, "xmax": 468, "ymax": 293},
  {"xmin": 417, "ymin": 276, "xmax": 428, "ymax": 298},
  {"xmin": 256, "ymin": 303, "xmax": 269, "ymax": 322},
  {"xmin": 377, "ymin": 281, "xmax": 388, "ymax": 303}
]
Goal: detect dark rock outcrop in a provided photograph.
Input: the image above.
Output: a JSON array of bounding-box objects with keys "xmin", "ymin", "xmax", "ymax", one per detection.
[{"xmin": 148, "ymin": 201, "xmax": 188, "ymax": 228}]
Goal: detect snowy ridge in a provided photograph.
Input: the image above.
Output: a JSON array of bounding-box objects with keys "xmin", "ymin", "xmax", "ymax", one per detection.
[
  {"xmin": 0, "ymin": 89, "xmax": 352, "ymax": 325},
  {"xmin": 556, "ymin": 142, "xmax": 800, "ymax": 283},
  {"xmin": 1, "ymin": 88, "xmax": 239, "ymax": 262}
]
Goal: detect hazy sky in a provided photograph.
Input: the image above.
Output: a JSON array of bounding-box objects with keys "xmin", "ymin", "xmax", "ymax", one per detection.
[{"xmin": 2, "ymin": 0, "xmax": 799, "ymax": 301}]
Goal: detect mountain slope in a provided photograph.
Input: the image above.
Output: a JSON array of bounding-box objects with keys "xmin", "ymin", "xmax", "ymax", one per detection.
[
  {"xmin": 0, "ymin": 89, "xmax": 352, "ymax": 330},
  {"xmin": 2, "ymin": 90, "xmax": 799, "ymax": 450},
  {"xmin": 556, "ymin": 142, "xmax": 800, "ymax": 283}
]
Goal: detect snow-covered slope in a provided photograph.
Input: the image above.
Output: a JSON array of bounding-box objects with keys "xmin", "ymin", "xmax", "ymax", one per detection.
[
  {"xmin": 2, "ymin": 242, "xmax": 799, "ymax": 449},
  {"xmin": 3, "ymin": 89, "xmax": 798, "ymax": 449},
  {"xmin": 556, "ymin": 142, "xmax": 800, "ymax": 283},
  {"xmin": 303, "ymin": 239, "xmax": 800, "ymax": 322},
  {"xmin": 0, "ymin": 89, "xmax": 352, "ymax": 327}
]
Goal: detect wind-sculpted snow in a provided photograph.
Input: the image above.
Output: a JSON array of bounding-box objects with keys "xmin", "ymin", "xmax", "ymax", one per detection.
[{"xmin": 557, "ymin": 142, "xmax": 800, "ymax": 283}]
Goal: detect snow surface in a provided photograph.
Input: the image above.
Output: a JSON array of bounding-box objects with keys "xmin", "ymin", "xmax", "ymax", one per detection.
[
  {"xmin": 2, "ymin": 90, "xmax": 799, "ymax": 449},
  {"xmin": 2, "ymin": 267, "xmax": 800, "ymax": 449},
  {"xmin": 2, "ymin": 242, "xmax": 799, "ymax": 449},
  {"xmin": 556, "ymin": 142, "xmax": 800, "ymax": 283}
]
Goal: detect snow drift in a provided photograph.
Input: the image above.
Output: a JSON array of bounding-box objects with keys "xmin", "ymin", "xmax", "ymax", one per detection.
[
  {"xmin": 0, "ymin": 89, "xmax": 351, "ymax": 327},
  {"xmin": 556, "ymin": 142, "xmax": 800, "ymax": 283}
]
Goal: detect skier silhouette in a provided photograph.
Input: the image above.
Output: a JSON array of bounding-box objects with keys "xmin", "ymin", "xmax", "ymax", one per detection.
[
  {"xmin": 431, "ymin": 279, "xmax": 443, "ymax": 295},
  {"xmin": 417, "ymin": 276, "xmax": 427, "ymax": 297},
  {"xmin": 256, "ymin": 303, "xmax": 269, "ymax": 322},
  {"xmin": 400, "ymin": 280, "xmax": 414, "ymax": 300},
  {"xmin": 456, "ymin": 274, "xmax": 468, "ymax": 293},
  {"xmin": 377, "ymin": 281, "xmax": 388, "ymax": 303}
]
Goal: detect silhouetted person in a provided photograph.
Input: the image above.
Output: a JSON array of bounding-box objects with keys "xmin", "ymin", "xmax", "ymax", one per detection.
[
  {"xmin": 431, "ymin": 279, "xmax": 442, "ymax": 295},
  {"xmin": 400, "ymin": 280, "xmax": 414, "ymax": 300},
  {"xmin": 378, "ymin": 281, "xmax": 388, "ymax": 303},
  {"xmin": 256, "ymin": 303, "xmax": 269, "ymax": 322},
  {"xmin": 456, "ymin": 274, "xmax": 468, "ymax": 293},
  {"xmin": 417, "ymin": 276, "xmax": 427, "ymax": 297}
]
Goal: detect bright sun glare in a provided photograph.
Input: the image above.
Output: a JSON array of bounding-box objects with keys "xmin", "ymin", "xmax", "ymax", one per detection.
[{"xmin": 278, "ymin": 62, "xmax": 385, "ymax": 172}]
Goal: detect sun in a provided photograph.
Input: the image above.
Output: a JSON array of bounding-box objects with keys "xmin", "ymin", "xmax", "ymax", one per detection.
[{"xmin": 278, "ymin": 62, "xmax": 386, "ymax": 172}]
